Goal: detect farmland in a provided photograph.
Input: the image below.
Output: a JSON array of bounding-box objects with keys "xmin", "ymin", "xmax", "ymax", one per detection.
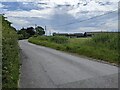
[{"xmin": 29, "ymin": 33, "xmax": 119, "ymax": 64}]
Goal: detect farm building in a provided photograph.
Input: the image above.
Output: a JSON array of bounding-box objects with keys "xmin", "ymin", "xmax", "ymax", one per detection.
[{"xmin": 53, "ymin": 32, "xmax": 92, "ymax": 38}]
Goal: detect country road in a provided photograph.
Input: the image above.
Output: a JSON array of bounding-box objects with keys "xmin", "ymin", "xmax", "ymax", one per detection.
[{"xmin": 19, "ymin": 40, "xmax": 118, "ymax": 88}]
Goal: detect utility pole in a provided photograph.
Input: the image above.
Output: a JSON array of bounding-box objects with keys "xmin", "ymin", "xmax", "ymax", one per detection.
[
  {"xmin": 35, "ymin": 24, "xmax": 37, "ymax": 32},
  {"xmin": 49, "ymin": 30, "xmax": 50, "ymax": 36},
  {"xmin": 35, "ymin": 24, "xmax": 37, "ymax": 28},
  {"xmin": 50, "ymin": 30, "xmax": 52, "ymax": 36},
  {"xmin": 45, "ymin": 26, "xmax": 47, "ymax": 36}
]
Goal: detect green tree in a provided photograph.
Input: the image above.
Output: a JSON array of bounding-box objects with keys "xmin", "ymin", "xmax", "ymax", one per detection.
[
  {"xmin": 17, "ymin": 27, "xmax": 35, "ymax": 39},
  {"xmin": 17, "ymin": 28, "xmax": 30, "ymax": 39},
  {"xmin": 26, "ymin": 27, "xmax": 35, "ymax": 36},
  {"xmin": 35, "ymin": 26, "xmax": 45, "ymax": 36}
]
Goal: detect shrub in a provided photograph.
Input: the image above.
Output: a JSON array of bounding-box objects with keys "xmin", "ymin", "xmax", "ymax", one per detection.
[
  {"xmin": 92, "ymin": 33, "xmax": 118, "ymax": 50},
  {"xmin": 2, "ymin": 16, "xmax": 20, "ymax": 88},
  {"xmin": 49, "ymin": 36, "xmax": 68, "ymax": 44}
]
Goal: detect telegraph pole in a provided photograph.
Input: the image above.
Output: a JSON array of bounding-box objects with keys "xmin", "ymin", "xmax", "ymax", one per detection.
[
  {"xmin": 45, "ymin": 26, "xmax": 47, "ymax": 36},
  {"xmin": 35, "ymin": 24, "xmax": 37, "ymax": 31},
  {"xmin": 49, "ymin": 30, "xmax": 51, "ymax": 36},
  {"xmin": 35, "ymin": 24, "xmax": 37, "ymax": 28},
  {"xmin": 50, "ymin": 30, "xmax": 51, "ymax": 36}
]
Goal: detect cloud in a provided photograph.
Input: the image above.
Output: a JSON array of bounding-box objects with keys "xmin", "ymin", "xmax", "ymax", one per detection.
[
  {"xmin": 7, "ymin": 17, "xmax": 31, "ymax": 28},
  {"xmin": 1, "ymin": 0, "xmax": 119, "ymax": 33},
  {"xmin": 0, "ymin": 3, "xmax": 5, "ymax": 8},
  {"xmin": 67, "ymin": 0, "xmax": 118, "ymax": 18},
  {"xmin": 49, "ymin": 10, "xmax": 118, "ymax": 32},
  {"xmin": 5, "ymin": 9, "xmax": 54, "ymax": 19}
]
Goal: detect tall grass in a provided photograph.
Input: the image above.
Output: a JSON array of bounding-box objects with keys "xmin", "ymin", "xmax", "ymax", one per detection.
[
  {"xmin": 1, "ymin": 16, "xmax": 20, "ymax": 88},
  {"xmin": 29, "ymin": 33, "xmax": 119, "ymax": 64}
]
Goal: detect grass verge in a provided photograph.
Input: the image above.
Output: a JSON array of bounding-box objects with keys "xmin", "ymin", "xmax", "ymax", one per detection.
[{"xmin": 28, "ymin": 33, "xmax": 119, "ymax": 65}]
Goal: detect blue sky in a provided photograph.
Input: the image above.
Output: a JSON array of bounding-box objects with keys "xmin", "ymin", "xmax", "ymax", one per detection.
[{"xmin": 0, "ymin": 0, "xmax": 119, "ymax": 34}]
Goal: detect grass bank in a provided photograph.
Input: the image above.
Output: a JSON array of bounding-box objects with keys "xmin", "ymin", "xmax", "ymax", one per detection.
[
  {"xmin": 1, "ymin": 15, "xmax": 20, "ymax": 88},
  {"xmin": 28, "ymin": 33, "xmax": 119, "ymax": 64}
]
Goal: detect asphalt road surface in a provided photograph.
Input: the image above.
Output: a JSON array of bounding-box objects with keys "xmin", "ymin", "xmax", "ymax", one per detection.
[{"xmin": 19, "ymin": 40, "xmax": 118, "ymax": 88}]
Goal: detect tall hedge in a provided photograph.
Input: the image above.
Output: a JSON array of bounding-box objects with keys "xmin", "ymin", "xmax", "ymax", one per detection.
[{"xmin": 1, "ymin": 15, "xmax": 19, "ymax": 88}]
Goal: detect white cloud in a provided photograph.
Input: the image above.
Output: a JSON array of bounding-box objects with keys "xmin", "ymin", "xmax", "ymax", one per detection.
[
  {"xmin": 67, "ymin": 0, "xmax": 118, "ymax": 18},
  {"xmin": 22, "ymin": 2, "xmax": 29, "ymax": 5},
  {"xmin": 1, "ymin": 0, "xmax": 118, "ymax": 32},
  {"xmin": 1, "ymin": 0, "xmax": 119, "ymax": 3},
  {"xmin": 96, "ymin": 0, "xmax": 119, "ymax": 3},
  {"xmin": 0, "ymin": 3, "xmax": 5, "ymax": 8},
  {"xmin": 0, "ymin": 3, "xmax": 6, "ymax": 13},
  {"xmin": 5, "ymin": 9, "xmax": 54, "ymax": 19},
  {"xmin": 103, "ymin": 20, "xmax": 118, "ymax": 30},
  {"xmin": 18, "ymin": 0, "xmax": 118, "ymax": 19},
  {"xmin": 0, "ymin": 0, "xmax": 36, "ymax": 2},
  {"xmin": 7, "ymin": 17, "xmax": 30, "ymax": 26}
]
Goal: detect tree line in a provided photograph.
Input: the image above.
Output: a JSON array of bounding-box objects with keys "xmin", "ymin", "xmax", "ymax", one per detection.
[{"xmin": 17, "ymin": 26, "xmax": 45, "ymax": 40}]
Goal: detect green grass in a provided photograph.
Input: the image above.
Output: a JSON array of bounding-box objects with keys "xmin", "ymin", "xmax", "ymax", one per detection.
[
  {"xmin": 1, "ymin": 16, "xmax": 20, "ymax": 88},
  {"xmin": 29, "ymin": 33, "xmax": 119, "ymax": 64}
]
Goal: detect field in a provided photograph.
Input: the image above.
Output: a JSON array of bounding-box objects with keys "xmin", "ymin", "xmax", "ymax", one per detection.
[
  {"xmin": 29, "ymin": 33, "xmax": 119, "ymax": 64},
  {"xmin": 1, "ymin": 15, "xmax": 20, "ymax": 88}
]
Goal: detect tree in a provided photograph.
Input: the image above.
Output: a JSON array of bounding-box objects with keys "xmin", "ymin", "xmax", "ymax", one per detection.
[
  {"xmin": 26, "ymin": 27, "xmax": 35, "ymax": 36},
  {"xmin": 35, "ymin": 26, "xmax": 45, "ymax": 36},
  {"xmin": 17, "ymin": 27, "xmax": 35, "ymax": 39},
  {"xmin": 17, "ymin": 28, "xmax": 30, "ymax": 39}
]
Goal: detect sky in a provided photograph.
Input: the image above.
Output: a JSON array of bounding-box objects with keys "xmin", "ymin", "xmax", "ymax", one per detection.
[{"xmin": 0, "ymin": 0, "xmax": 119, "ymax": 34}]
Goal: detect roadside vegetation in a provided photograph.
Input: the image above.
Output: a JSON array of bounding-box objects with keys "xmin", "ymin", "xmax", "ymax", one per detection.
[
  {"xmin": 1, "ymin": 15, "xmax": 20, "ymax": 88},
  {"xmin": 0, "ymin": 15, "xmax": 2, "ymax": 89},
  {"xmin": 29, "ymin": 33, "xmax": 119, "ymax": 64}
]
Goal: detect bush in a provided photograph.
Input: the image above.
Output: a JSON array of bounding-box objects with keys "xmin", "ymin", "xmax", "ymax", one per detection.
[
  {"xmin": 49, "ymin": 36, "xmax": 68, "ymax": 44},
  {"xmin": 36, "ymin": 36, "xmax": 49, "ymax": 41},
  {"xmin": 1, "ymin": 16, "xmax": 20, "ymax": 88},
  {"xmin": 92, "ymin": 33, "xmax": 118, "ymax": 50}
]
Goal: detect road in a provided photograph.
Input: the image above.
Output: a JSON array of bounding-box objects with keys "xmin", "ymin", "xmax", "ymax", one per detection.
[{"xmin": 19, "ymin": 40, "xmax": 118, "ymax": 88}]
